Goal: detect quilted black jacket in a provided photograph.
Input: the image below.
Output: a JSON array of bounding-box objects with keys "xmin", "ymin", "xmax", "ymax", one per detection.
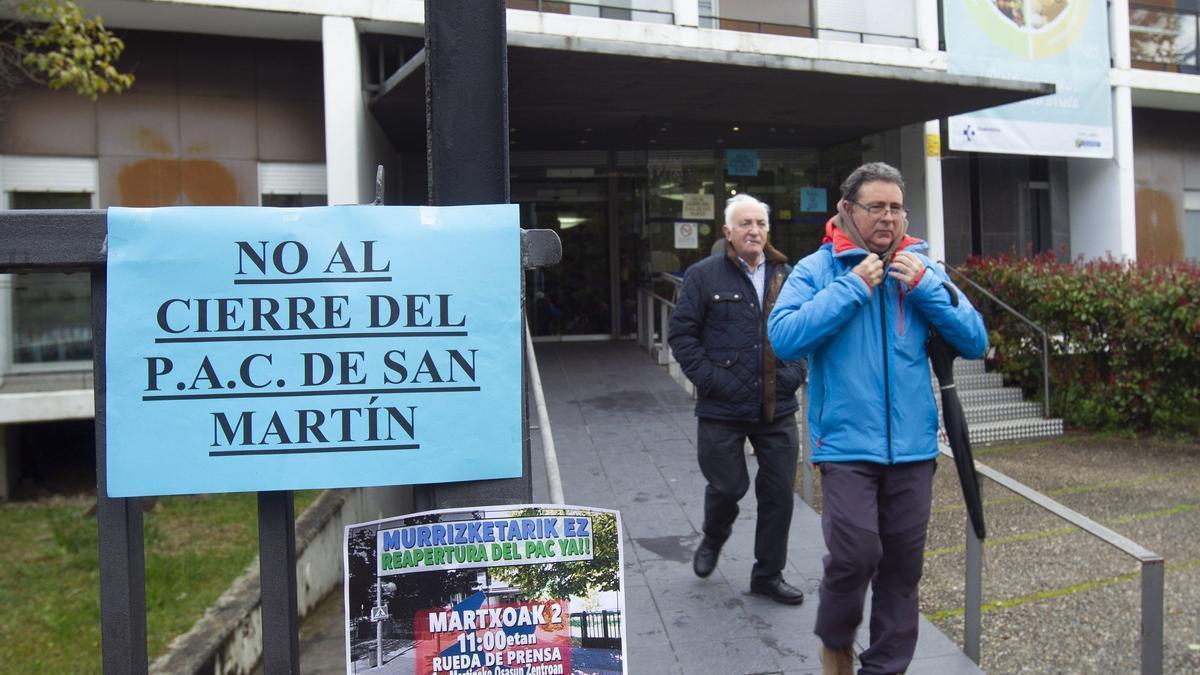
[{"xmin": 668, "ymin": 242, "xmax": 804, "ymax": 422}]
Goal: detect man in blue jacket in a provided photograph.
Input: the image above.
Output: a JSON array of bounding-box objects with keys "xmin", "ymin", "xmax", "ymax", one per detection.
[
  {"xmin": 668, "ymin": 194, "xmax": 807, "ymax": 605},
  {"xmin": 767, "ymin": 163, "xmax": 987, "ymax": 675}
]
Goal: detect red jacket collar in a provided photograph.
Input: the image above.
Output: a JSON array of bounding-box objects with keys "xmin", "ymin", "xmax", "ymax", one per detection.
[{"xmin": 823, "ymin": 217, "xmax": 921, "ymax": 255}]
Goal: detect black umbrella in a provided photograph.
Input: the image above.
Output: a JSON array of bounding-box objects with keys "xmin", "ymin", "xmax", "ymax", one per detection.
[{"xmin": 927, "ymin": 284, "xmax": 986, "ymax": 541}]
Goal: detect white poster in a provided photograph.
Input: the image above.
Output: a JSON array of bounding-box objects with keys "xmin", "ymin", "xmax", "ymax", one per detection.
[
  {"xmin": 681, "ymin": 193, "xmax": 714, "ymax": 220},
  {"xmin": 674, "ymin": 222, "xmax": 699, "ymax": 249}
]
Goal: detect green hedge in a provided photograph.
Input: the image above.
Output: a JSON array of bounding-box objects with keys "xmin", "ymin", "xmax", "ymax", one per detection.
[{"xmin": 958, "ymin": 254, "xmax": 1200, "ymax": 434}]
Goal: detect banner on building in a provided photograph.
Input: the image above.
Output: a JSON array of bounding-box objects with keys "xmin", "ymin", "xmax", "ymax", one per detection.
[
  {"xmin": 344, "ymin": 505, "xmax": 627, "ymax": 675},
  {"xmin": 945, "ymin": 0, "xmax": 1113, "ymax": 158},
  {"xmin": 105, "ymin": 205, "xmax": 521, "ymax": 496}
]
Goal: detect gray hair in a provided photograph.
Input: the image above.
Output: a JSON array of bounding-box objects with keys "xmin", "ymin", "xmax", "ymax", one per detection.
[
  {"xmin": 839, "ymin": 162, "xmax": 905, "ymax": 202},
  {"xmin": 724, "ymin": 193, "xmax": 770, "ymax": 227}
]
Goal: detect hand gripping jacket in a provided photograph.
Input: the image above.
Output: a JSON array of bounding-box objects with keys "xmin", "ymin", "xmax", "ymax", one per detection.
[
  {"xmin": 767, "ymin": 221, "xmax": 987, "ymax": 465},
  {"xmin": 668, "ymin": 243, "xmax": 805, "ymax": 423}
]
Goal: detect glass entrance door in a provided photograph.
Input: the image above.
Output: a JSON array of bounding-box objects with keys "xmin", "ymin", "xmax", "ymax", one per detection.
[{"xmin": 517, "ymin": 178, "xmax": 612, "ymax": 337}]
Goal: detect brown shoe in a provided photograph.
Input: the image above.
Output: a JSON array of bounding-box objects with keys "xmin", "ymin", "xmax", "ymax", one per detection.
[{"xmin": 820, "ymin": 644, "xmax": 854, "ymax": 675}]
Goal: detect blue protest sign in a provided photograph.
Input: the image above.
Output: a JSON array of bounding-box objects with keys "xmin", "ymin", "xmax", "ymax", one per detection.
[{"xmin": 105, "ymin": 205, "xmax": 521, "ymax": 497}]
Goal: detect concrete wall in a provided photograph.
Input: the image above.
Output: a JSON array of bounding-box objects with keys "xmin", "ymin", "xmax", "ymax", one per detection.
[
  {"xmin": 149, "ymin": 486, "xmax": 413, "ymax": 675},
  {"xmin": 1132, "ymin": 108, "xmax": 1200, "ymax": 262},
  {"xmin": 0, "ymin": 31, "xmax": 325, "ymax": 207},
  {"xmin": 1069, "ymin": 156, "xmax": 1126, "ymax": 260}
]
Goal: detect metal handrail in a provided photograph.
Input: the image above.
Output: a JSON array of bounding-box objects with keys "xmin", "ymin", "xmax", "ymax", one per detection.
[
  {"xmin": 819, "ymin": 28, "xmax": 919, "ymax": 46},
  {"xmin": 941, "ymin": 445, "xmax": 1164, "ymax": 673},
  {"xmin": 698, "ymin": 14, "xmax": 814, "ymax": 38},
  {"xmin": 637, "ymin": 286, "xmax": 677, "ymax": 365},
  {"xmin": 509, "ymin": 0, "xmax": 674, "ymax": 23},
  {"xmin": 940, "ymin": 262, "xmax": 1051, "ymax": 417},
  {"xmin": 525, "ymin": 320, "xmax": 564, "ymax": 505}
]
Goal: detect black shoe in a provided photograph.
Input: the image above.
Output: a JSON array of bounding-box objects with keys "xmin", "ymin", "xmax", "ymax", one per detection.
[
  {"xmin": 750, "ymin": 577, "xmax": 805, "ymax": 605},
  {"xmin": 692, "ymin": 537, "xmax": 722, "ymax": 578}
]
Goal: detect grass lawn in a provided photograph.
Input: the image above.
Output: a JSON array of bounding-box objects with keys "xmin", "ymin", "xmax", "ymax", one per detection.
[{"xmin": 0, "ymin": 490, "xmax": 319, "ymax": 673}]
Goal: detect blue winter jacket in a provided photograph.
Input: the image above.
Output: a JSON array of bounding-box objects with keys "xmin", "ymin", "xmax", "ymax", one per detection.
[{"xmin": 767, "ymin": 221, "xmax": 987, "ymax": 465}]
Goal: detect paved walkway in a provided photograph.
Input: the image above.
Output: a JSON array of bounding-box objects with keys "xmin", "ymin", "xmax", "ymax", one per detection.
[
  {"xmin": 526, "ymin": 342, "xmax": 979, "ymax": 674},
  {"xmin": 294, "ymin": 341, "xmax": 983, "ymax": 674}
]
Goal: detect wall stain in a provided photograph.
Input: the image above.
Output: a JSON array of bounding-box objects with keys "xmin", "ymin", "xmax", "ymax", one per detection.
[
  {"xmin": 118, "ymin": 127, "xmax": 242, "ymax": 206},
  {"xmin": 137, "ymin": 128, "xmax": 173, "ymax": 155},
  {"xmin": 116, "ymin": 159, "xmax": 181, "ymax": 207},
  {"xmin": 181, "ymin": 159, "xmax": 238, "ymax": 205},
  {"xmin": 1135, "ymin": 188, "xmax": 1185, "ymax": 263},
  {"xmin": 117, "ymin": 158, "xmax": 240, "ymax": 206}
]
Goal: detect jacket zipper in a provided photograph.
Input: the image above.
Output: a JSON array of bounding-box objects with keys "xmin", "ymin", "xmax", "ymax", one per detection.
[
  {"xmin": 733, "ymin": 257, "xmax": 764, "ymax": 422},
  {"xmin": 878, "ymin": 284, "xmax": 893, "ymax": 462}
]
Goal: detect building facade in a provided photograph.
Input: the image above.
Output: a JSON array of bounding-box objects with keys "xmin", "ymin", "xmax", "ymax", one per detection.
[{"xmin": 1, "ymin": 0, "xmax": 1198, "ymax": 498}]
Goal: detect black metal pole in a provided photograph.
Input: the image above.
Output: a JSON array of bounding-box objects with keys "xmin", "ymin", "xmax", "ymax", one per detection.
[
  {"xmin": 423, "ymin": 0, "xmax": 530, "ymax": 510},
  {"xmin": 257, "ymin": 491, "xmax": 300, "ymax": 674},
  {"xmin": 94, "ymin": 267, "xmax": 150, "ymax": 674},
  {"xmin": 426, "ymin": 0, "xmax": 510, "ymax": 206}
]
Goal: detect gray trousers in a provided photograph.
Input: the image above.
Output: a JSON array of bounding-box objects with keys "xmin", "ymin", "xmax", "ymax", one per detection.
[
  {"xmin": 697, "ymin": 413, "xmax": 799, "ymax": 581},
  {"xmin": 814, "ymin": 460, "xmax": 936, "ymax": 675}
]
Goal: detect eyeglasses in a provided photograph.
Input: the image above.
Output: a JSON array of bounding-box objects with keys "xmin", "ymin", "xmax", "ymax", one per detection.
[{"xmin": 851, "ymin": 200, "xmax": 907, "ymax": 219}]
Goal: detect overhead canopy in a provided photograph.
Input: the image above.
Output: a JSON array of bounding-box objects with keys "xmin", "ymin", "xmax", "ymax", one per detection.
[{"xmin": 370, "ymin": 35, "xmax": 1053, "ymax": 152}]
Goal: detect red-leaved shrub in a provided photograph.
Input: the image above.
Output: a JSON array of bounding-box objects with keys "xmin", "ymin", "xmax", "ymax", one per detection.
[{"xmin": 958, "ymin": 253, "xmax": 1200, "ymax": 434}]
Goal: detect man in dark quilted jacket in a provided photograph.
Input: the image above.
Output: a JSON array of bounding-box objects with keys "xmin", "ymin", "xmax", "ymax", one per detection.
[{"xmin": 668, "ymin": 193, "xmax": 807, "ymax": 605}]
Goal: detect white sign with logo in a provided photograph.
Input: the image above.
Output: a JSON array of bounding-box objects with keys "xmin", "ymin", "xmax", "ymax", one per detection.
[{"xmin": 674, "ymin": 222, "xmax": 699, "ymax": 249}]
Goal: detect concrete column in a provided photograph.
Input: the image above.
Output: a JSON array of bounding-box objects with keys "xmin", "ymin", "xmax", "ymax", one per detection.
[
  {"xmin": 915, "ymin": 0, "xmax": 946, "ymax": 261},
  {"xmin": 1112, "ymin": 84, "xmax": 1138, "ymax": 260},
  {"xmin": 915, "ymin": 0, "xmax": 940, "ymax": 51},
  {"xmin": 924, "ymin": 121, "xmax": 947, "ymax": 262},
  {"xmin": 1111, "ymin": 0, "xmax": 1131, "ymax": 70},
  {"xmin": 673, "ymin": 0, "xmax": 699, "ymax": 27},
  {"xmin": 322, "ymin": 16, "xmax": 366, "ymax": 205},
  {"xmin": 0, "ymin": 273, "xmax": 10, "ymax": 388},
  {"xmin": 1110, "ymin": 0, "xmax": 1138, "ymax": 260}
]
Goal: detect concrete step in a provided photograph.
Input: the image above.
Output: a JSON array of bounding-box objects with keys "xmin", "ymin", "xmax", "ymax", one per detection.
[
  {"xmin": 930, "ymin": 371, "xmax": 1005, "ymax": 392},
  {"xmin": 955, "ymin": 401, "xmax": 1045, "ymax": 425},
  {"xmin": 945, "ymin": 417, "xmax": 1065, "ymax": 446},
  {"xmin": 951, "ymin": 358, "xmax": 986, "ymax": 376},
  {"xmin": 938, "ymin": 386, "xmax": 1025, "ymax": 408}
]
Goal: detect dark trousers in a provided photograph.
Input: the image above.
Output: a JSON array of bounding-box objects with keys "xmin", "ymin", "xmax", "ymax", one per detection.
[
  {"xmin": 814, "ymin": 460, "xmax": 936, "ymax": 675},
  {"xmin": 697, "ymin": 413, "xmax": 798, "ymax": 581}
]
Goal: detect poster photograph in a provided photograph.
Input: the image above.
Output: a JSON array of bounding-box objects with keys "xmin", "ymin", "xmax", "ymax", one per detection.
[{"xmin": 344, "ymin": 505, "xmax": 626, "ymax": 675}]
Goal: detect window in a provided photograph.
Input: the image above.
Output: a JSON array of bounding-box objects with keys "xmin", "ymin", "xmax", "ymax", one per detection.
[
  {"xmin": 1186, "ymin": 191, "xmax": 1200, "ymax": 261},
  {"xmin": 8, "ymin": 192, "xmax": 93, "ymax": 366},
  {"xmin": 1, "ymin": 156, "xmax": 98, "ymax": 371},
  {"xmin": 1130, "ymin": 4, "xmax": 1200, "ymax": 73},
  {"xmin": 259, "ymin": 162, "xmax": 327, "ymax": 207}
]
